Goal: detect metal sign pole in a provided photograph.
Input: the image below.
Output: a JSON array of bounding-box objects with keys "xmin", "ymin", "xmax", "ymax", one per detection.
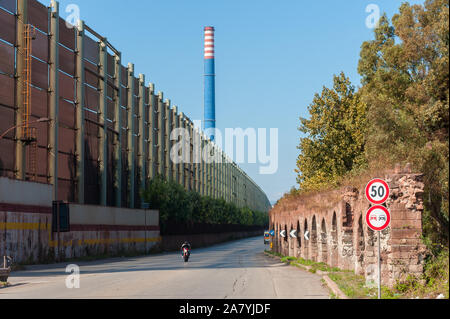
[{"xmin": 378, "ymin": 230, "xmax": 381, "ymax": 299}]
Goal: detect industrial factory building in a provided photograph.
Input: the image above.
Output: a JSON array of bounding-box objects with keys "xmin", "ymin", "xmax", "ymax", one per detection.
[{"xmin": 0, "ymin": 0, "xmax": 271, "ymax": 213}]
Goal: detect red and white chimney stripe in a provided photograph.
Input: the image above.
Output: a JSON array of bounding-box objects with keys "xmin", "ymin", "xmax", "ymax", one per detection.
[{"xmin": 204, "ymin": 26, "xmax": 215, "ymax": 59}]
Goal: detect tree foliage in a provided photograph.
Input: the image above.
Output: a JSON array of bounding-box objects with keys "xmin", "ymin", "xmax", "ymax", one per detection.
[
  {"xmin": 358, "ymin": 0, "xmax": 449, "ymax": 244},
  {"xmin": 296, "ymin": 72, "xmax": 367, "ymax": 191},
  {"xmin": 142, "ymin": 176, "xmax": 268, "ymax": 229},
  {"xmin": 295, "ymin": 0, "xmax": 448, "ymax": 244}
]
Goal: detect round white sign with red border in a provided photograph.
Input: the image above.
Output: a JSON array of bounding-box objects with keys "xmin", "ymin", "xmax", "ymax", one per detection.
[
  {"xmin": 366, "ymin": 205, "xmax": 391, "ymax": 231},
  {"xmin": 365, "ymin": 178, "xmax": 390, "ymax": 204}
]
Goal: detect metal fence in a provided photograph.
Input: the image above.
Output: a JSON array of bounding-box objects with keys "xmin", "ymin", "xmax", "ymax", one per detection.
[{"xmin": 0, "ymin": 0, "xmax": 271, "ymax": 213}]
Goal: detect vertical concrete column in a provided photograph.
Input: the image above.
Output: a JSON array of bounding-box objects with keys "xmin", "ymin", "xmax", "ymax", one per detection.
[
  {"xmin": 241, "ymin": 172, "xmax": 244, "ymax": 207},
  {"xmin": 240, "ymin": 170, "xmax": 243, "ymax": 207},
  {"xmin": 220, "ymin": 152, "xmax": 223, "ymax": 199},
  {"xmin": 48, "ymin": 0, "xmax": 60, "ymax": 200},
  {"xmin": 224, "ymin": 156, "xmax": 227, "ymax": 201},
  {"xmin": 230, "ymin": 163, "xmax": 233, "ymax": 203},
  {"xmin": 210, "ymin": 144, "xmax": 214, "ymax": 198},
  {"xmin": 225, "ymin": 156, "xmax": 228, "ymax": 202},
  {"xmin": 204, "ymin": 138, "xmax": 208, "ymax": 196},
  {"xmin": 164, "ymin": 99, "xmax": 171, "ymax": 180},
  {"xmin": 185, "ymin": 120, "xmax": 190, "ymax": 190},
  {"xmin": 147, "ymin": 83, "xmax": 155, "ymax": 180},
  {"xmin": 185, "ymin": 119, "xmax": 191, "ymax": 190},
  {"xmin": 113, "ymin": 53, "xmax": 122, "ymax": 207},
  {"xmin": 98, "ymin": 38, "xmax": 108, "ymax": 206},
  {"xmin": 231, "ymin": 160, "xmax": 234, "ymax": 203},
  {"xmin": 218, "ymin": 150, "xmax": 221, "ymax": 199},
  {"xmin": 221, "ymin": 152, "xmax": 225, "ymax": 199},
  {"xmin": 200, "ymin": 133, "xmax": 205, "ymax": 196},
  {"xmin": 157, "ymin": 92, "xmax": 165, "ymax": 177},
  {"xmin": 189, "ymin": 121, "xmax": 194, "ymax": 191},
  {"xmin": 218, "ymin": 151, "xmax": 221, "ymax": 199},
  {"xmin": 206, "ymin": 135, "xmax": 210, "ymax": 196},
  {"xmin": 195, "ymin": 129, "xmax": 201, "ymax": 193},
  {"xmin": 181, "ymin": 118, "xmax": 187, "ymax": 189},
  {"xmin": 236, "ymin": 166, "xmax": 238, "ymax": 205},
  {"xmin": 138, "ymin": 74, "xmax": 146, "ymax": 192},
  {"xmin": 224, "ymin": 156, "xmax": 228, "ymax": 201},
  {"xmin": 127, "ymin": 63, "xmax": 136, "ymax": 208},
  {"xmin": 172, "ymin": 106, "xmax": 179, "ymax": 183},
  {"xmin": 199, "ymin": 132, "xmax": 203, "ymax": 195},
  {"xmin": 239, "ymin": 170, "xmax": 245, "ymax": 207},
  {"xmin": 233, "ymin": 164, "xmax": 237, "ymax": 205},
  {"xmin": 191, "ymin": 127, "xmax": 196, "ymax": 191},
  {"xmin": 14, "ymin": 0, "xmax": 28, "ymax": 180},
  {"xmin": 217, "ymin": 151, "xmax": 220, "ymax": 199},
  {"xmin": 212, "ymin": 146, "xmax": 217, "ymax": 199},
  {"xmin": 217, "ymin": 149, "xmax": 220, "ymax": 199},
  {"xmin": 236, "ymin": 168, "xmax": 239, "ymax": 206},
  {"xmin": 239, "ymin": 171, "xmax": 242, "ymax": 206},
  {"xmin": 75, "ymin": 20, "xmax": 85, "ymax": 204},
  {"xmin": 228, "ymin": 158, "xmax": 231, "ymax": 202},
  {"xmin": 184, "ymin": 115, "xmax": 189, "ymax": 189},
  {"xmin": 178, "ymin": 112, "xmax": 185, "ymax": 188},
  {"xmin": 209, "ymin": 140, "xmax": 213, "ymax": 197},
  {"xmin": 203, "ymin": 136, "xmax": 206, "ymax": 195}
]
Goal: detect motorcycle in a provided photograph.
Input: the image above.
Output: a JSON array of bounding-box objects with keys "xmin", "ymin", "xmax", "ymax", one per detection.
[{"xmin": 182, "ymin": 247, "xmax": 190, "ymax": 262}]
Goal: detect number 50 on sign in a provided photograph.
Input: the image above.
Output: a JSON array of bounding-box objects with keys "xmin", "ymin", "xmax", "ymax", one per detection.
[{"xmin": 365, "ymin": 178, "xmax": 390, "ymax": 204}]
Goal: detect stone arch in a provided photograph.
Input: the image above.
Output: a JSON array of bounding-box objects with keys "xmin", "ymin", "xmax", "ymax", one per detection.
[
  {"xmin": 330, "ymin": 211, "xmax": 339, "ymax": 267},
  {"xmin": 275, "ymin": 223, "xmax": 280, "ymax": 252},
  {"xmin": 343, "ymin": 202, "xmax": 353, "ymax": 227},
  {"xmin": 320, "ymin": 217, "xmax": 328, "ymax": 263},
  {"xmin": 310, "ymin": 215, "xmax": 318, "ymax": 261},
  {"xmin": 356, "ymin": 214, "xmax": 365, "ymax": 275},
  {"xmin": 296, "ymin": 220, "xmax": 301, "ymax": 253},
  {"xmin": 289, "ymin": 223, "xmax": 295, "ymax": 257},
  {"xmin": 303, "ymin": 218, "xmax": 309, "ymax": 260},
  {"xmin": 366, "ymin": 224, "xmax": 375, "ymax": 247},
  {"xmin": 341, "ymin": 203, "xmax": 354, "ymax": 269}
]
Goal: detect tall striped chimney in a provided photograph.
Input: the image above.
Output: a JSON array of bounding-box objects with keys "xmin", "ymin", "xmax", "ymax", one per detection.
[{"xmin": 203, "ymin": 26, "xmax": 216, "ymax": 141}]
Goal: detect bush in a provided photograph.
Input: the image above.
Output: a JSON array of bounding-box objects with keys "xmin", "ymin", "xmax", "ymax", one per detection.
[{"xmin": 141, "ymin": 176, "xmax": 269, "ymax": 230}]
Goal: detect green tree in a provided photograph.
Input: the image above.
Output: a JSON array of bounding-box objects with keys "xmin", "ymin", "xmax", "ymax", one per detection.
[
  {"xmin": 142, "ymin": 176, "xmax": 268, "ymax": 228},
  {"xmin": 296, "ymin": 72, "xmax": 367, "ymax": 191},
  {"xmin": 358, "ymin": 0, "xmax": 449, "ymax": 243}
]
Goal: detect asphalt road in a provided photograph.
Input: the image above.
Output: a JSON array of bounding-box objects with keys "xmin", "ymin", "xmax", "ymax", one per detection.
[{"xmin": 0, "ymin": 236, "xmax": 329, "ymax": 299}]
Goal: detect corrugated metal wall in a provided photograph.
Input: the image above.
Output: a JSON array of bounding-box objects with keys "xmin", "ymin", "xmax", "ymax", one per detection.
[{"xmin": 0, "ymin": 0, "xmax": 272, "ymax": 213}]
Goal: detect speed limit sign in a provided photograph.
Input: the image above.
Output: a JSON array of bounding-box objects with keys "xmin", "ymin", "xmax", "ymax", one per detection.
[
  {"xmin": 364, "ymin": 179, "xmax": 391, "ymax": 300},
  {"xmin": 365, "ymin": 178, "xmax": 390, "ymax": 204}
]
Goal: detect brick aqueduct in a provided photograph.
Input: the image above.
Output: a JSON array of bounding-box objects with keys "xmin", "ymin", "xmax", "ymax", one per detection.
[{"xmin": 269, "ymin": 166, "xmax": 427, "ymax": 287}]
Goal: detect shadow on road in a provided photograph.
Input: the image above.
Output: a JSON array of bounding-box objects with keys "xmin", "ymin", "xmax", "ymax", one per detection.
[{"xmin": 9, "ymin": 237, "xmax": 283, "ymax": 279}]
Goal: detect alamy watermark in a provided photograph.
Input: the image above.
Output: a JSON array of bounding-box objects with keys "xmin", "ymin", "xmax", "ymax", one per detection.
[
  {"xmin": 171, "ymin": 123, "xmax": 279, "ymax": 175},
  {"xmin": 65, "ymin": 264, "xmax": 80, "ymax": 289},
  {"xmin": 50, "ymin": 2, "xmax": 80, "ymax": 30},
  {"xmin": 365, "ymin": 4, "xmax": 380, "ymax": 29},
  {"xmin": 65, "ymin": 4, "xmax": 80, "ymax": 29}
]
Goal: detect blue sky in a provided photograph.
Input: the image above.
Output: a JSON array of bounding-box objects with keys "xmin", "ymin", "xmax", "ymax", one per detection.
[{"xmin": 49, "ymin": 0, "xmax": 424, "ymax": 204}]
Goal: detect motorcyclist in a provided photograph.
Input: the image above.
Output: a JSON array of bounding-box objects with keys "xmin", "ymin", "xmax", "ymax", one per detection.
[{"xmin": 181, "ymin": 241, "xmax": 191, "ymax": 256}]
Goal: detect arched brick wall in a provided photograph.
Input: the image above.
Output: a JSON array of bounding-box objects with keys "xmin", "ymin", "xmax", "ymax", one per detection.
[{"xmin": 269, "ymin": 169, "xmax": 427, "ymax": 287}]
